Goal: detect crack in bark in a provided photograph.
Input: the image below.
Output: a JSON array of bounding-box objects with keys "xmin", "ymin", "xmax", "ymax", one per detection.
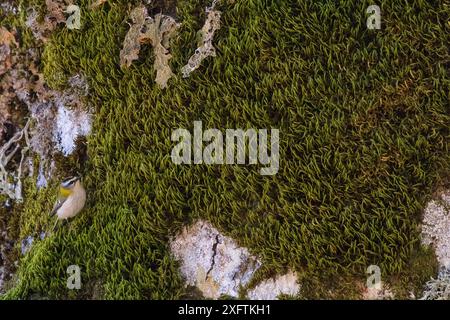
[{"xmin": 205, "ymin": 234, "xmax": 220, "ymax": 280}]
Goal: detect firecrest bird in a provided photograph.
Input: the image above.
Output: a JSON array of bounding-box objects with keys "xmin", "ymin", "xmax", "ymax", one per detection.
[{"xmin": 50, "ymin": 176, "xmax": 86, "ymax": 231}]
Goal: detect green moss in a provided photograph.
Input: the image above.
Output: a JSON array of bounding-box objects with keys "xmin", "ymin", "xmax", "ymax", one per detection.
[
  {"xmin": 389, "ymin": 245, "xmax": 439, "ymax": 299},
  {"xmin": 1, "ymin": 0, "xmax": 449, "ymax": 299}
]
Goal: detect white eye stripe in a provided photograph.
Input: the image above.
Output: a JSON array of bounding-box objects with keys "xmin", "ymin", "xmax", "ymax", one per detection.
[{"xmin": 61, "ymin": 177, "xmax": 78, "ymax": 187}]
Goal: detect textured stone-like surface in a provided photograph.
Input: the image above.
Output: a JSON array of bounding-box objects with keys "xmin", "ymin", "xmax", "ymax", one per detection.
[
  {"xmin": 247, "ymin": 270, "xmax": 300, "ymax": 300},
  {"xmin": 422, "ymin": 191, "xmax": 450, "ymax": 268},
  {"xmin": 170, "ymin": 220, "xmax": 261, "ymax": 299}
]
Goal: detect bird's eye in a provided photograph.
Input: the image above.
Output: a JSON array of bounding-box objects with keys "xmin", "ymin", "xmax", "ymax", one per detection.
[{"xmin": 62, "ymin": 176, "xmax": 78, "ymax": 188}]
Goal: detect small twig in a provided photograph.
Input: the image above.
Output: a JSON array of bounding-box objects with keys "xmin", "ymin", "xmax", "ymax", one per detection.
[{"xmin": 0, "ymin": 119, "xmax": 32, "ymax": 202}]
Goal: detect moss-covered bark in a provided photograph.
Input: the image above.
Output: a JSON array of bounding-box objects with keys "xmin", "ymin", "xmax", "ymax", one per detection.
[{"xmin": 1, "ymin": 0, "xmax": 449, "ymax": 299}]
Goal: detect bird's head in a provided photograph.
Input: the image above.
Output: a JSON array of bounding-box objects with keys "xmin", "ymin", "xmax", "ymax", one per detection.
[{"xmin": 59, "ymin": 176, "xmax": 80, "ymax": 197}]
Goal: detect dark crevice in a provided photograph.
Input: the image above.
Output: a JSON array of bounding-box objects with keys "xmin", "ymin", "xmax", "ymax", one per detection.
[{"xmin": 205, "ymin": 234, "xmax": 220, "ymax": 280}]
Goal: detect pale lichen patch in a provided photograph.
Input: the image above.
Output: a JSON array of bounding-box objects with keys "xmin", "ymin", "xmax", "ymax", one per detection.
[
  {"xmin": 421, "ymin": 191, "xmax": 450, "ymax": 268},
  {"xmin": 421, "ymin": 267, "xmax": 450, "ymax": 300},
  {"xmin": 120, "ymin": 5, "xmax": 180, "ymax": 89},
  {"xmin": 26, "ymin": 0, "xmax": 74, "ymax": 43},
  {"xmin": 420, "ymin": 190, "xmax": 450, "ymax": 300},
  {"xmin": 181, "ymin": 0, "xmax": 221, "ymax": 78},
  {"xmin": 170, "ymin": 220, "xmax": 261, "ymax": 299},
  {"xmin": 247, "ymin": 270, "xmax": 300, "ymax": 300}
]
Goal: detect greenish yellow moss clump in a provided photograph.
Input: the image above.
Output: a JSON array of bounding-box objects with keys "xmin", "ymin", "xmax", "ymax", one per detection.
[{"xmin": 1, "ymin": 0, "xmax": 449, "ymax": 299}]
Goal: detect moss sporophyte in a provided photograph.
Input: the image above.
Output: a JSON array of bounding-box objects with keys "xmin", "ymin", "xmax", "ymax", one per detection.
[{"xmin": 171, "ymin": 121, "xmax": 279, "ymax": 175}]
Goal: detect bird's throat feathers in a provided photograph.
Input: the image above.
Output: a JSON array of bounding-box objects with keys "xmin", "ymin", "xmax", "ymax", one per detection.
[{"xmin": 60, "ymin": 186, "xmax": 72, "ymax": 197}]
